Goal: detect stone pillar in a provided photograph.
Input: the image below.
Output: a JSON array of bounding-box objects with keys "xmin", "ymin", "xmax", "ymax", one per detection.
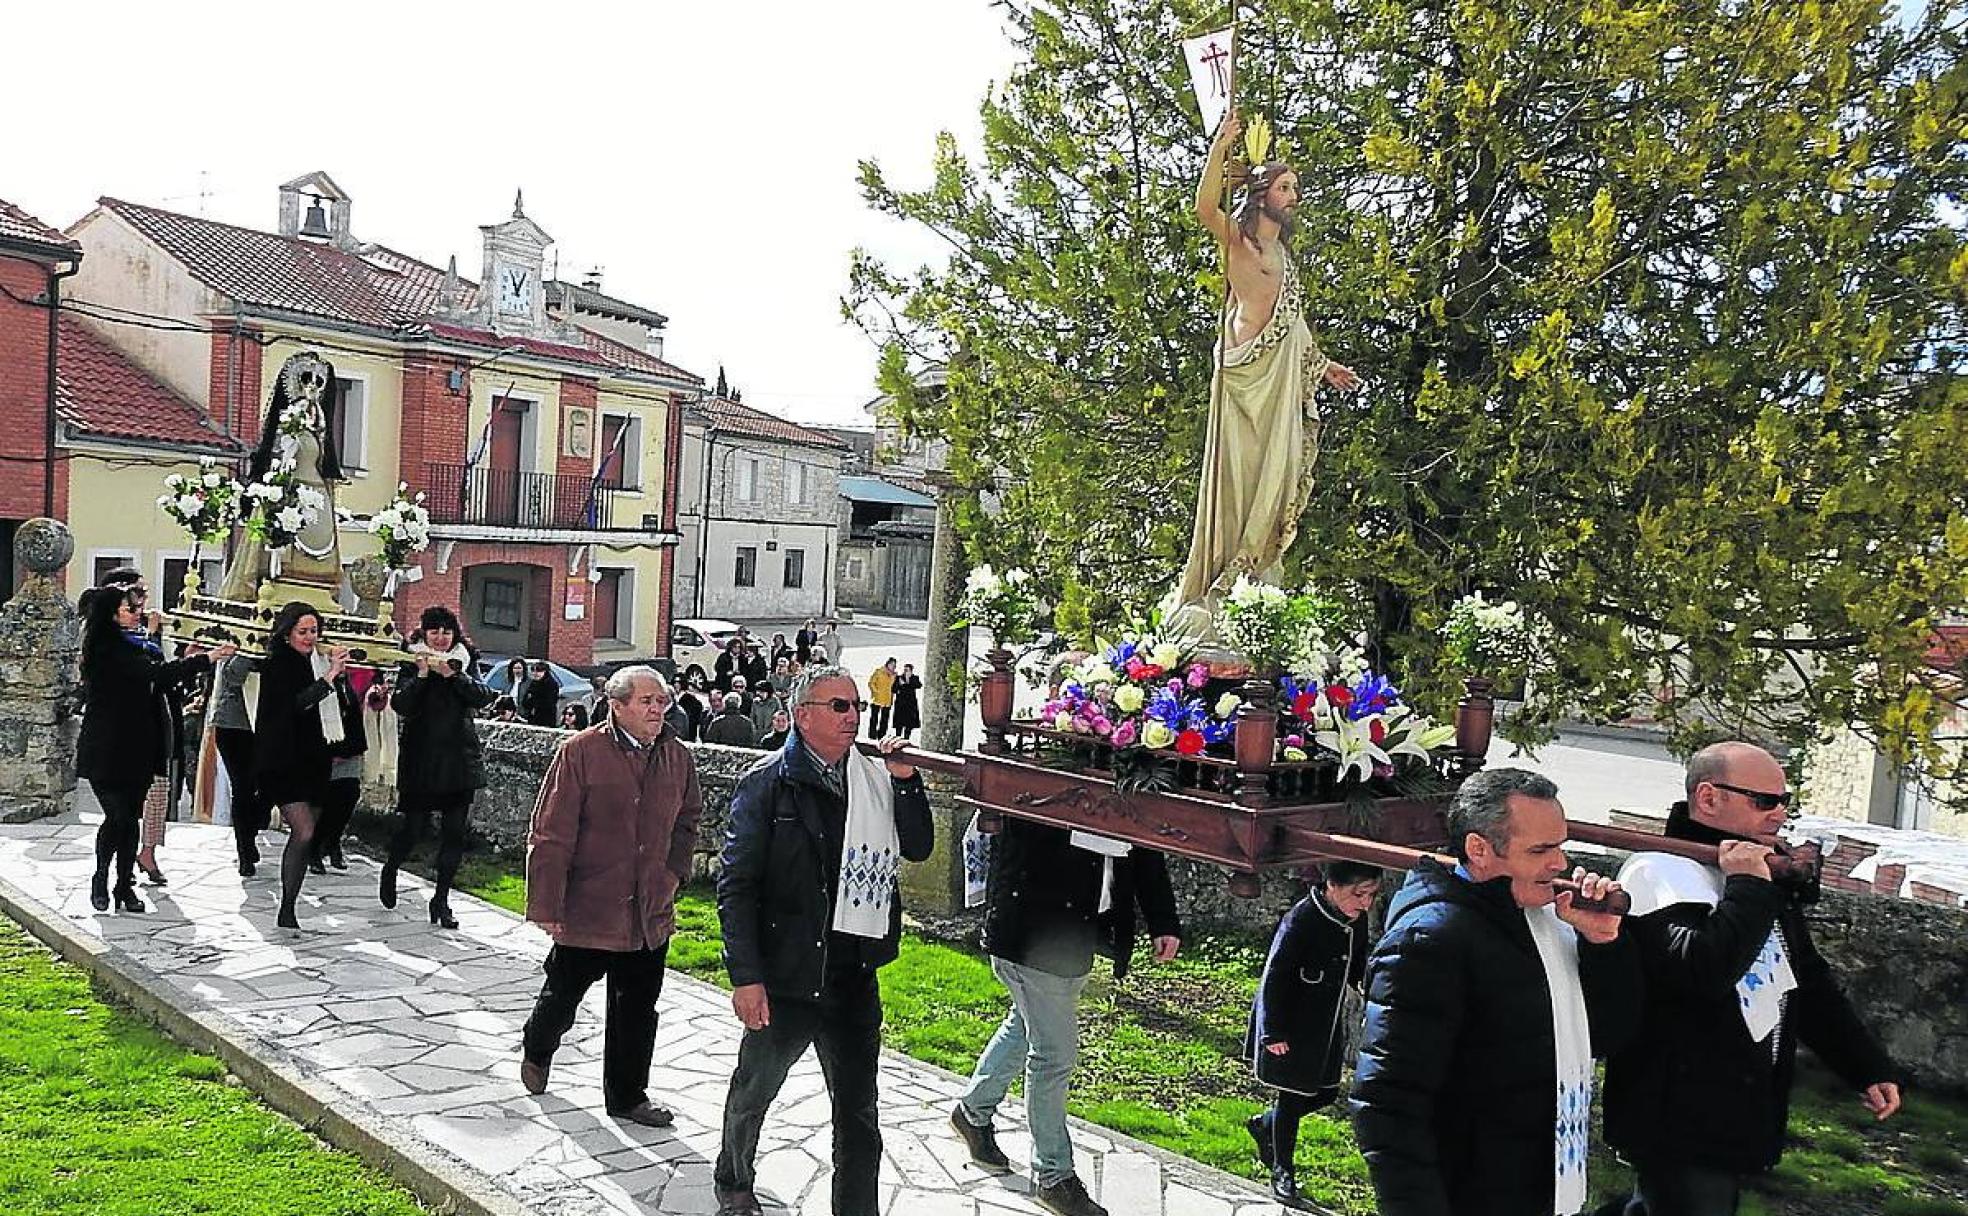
[
  {"xmin": 0, "ymin": 519, "xmax": 80, "ymax": 822},
  {"xmin": 919, "ymin": 471, "xmax": 972, "ymax": 755}
]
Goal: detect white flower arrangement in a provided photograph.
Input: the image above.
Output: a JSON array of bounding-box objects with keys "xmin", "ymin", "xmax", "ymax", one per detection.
[
  {"xmin": 157, "ymin": 457, "xmax": 242, "ymax": 543},
  {"xmin": 956, "ymin": 565, "xmax": 1040, "ymax": 649},
  {"xmin": 240, "ymin": 473, "xmax": 319, "ymax": 550},
  {"xmin": 1440, "ymin": 591, "xmax": 1534, "ymax": 675},
  {"xmin": 1215, "ymin": 576, "xmax": 1348, "ymax": 675},
  {"xmin": 368, "ymin": 482, "xmax": 432, "ymax": 569}
]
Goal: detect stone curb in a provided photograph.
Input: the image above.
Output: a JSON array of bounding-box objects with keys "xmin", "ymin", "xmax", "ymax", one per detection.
[{"xmin": 0, "ymin": 870, "xmax": 530, "ymax": 1216}]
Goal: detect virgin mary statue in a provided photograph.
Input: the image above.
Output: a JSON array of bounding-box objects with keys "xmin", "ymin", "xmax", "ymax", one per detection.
[{"xmin": 218, "ymin": 352, "xmax": 345, "ymax": 602}]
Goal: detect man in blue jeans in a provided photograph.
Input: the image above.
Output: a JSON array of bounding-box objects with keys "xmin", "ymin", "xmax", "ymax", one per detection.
[{"xmin": 950, "ymin": 818, "xmax": 1183, "ymax": 1216}]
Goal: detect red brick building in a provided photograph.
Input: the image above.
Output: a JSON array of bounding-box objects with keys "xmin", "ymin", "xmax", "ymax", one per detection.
[{"xmin": 55, "ymin": 177, "xmax": 702, "ymax": 668}]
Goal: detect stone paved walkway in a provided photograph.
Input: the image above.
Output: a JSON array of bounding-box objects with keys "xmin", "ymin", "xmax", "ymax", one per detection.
[{"xmin": 0, "ymin": 811, "xmax": 1279, "ymax": 1216}]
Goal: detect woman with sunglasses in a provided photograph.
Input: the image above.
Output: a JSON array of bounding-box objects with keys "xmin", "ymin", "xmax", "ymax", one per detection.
[
  {"xmin": 76, "ymin": 583, "xmax": 233, "ymax": 913},
  {"xmin": 254, "ymin": 602, "xmax": 348, "ymax": 929}
]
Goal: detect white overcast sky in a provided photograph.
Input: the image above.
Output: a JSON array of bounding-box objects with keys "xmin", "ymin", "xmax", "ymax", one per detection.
[{"xmin": 5, "ymin": 1, "xmax": 1023, "ymax": 429}]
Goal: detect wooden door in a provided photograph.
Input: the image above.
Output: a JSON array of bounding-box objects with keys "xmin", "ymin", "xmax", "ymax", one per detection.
[{"xmin": 486, "ymin": 400, "xmax": 525, "ymax": 524}]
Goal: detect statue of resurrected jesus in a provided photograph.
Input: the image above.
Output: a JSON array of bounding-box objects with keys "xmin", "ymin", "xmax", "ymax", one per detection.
[{"xmin": 1164, "ymin": 110, "xmax": 1358, "ymax": 642}]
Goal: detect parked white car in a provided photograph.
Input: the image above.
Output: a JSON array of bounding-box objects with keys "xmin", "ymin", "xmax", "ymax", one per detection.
[{"xmin": 670, "ymin": 617, "xmax": 749, "ymax": 685}]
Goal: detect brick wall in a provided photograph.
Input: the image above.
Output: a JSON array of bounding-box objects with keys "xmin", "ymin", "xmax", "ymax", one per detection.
[
  {"xmin": 393, "ymin": 539, "xmax": 595, "ymax": 669},
  {"xmin": 204, "ymin": 323, "xmax": 263, "ymax": 447},
  {"xmin": 0, "ymin": 256, "xmax": 55, "ymax": 520},
  {"xmin": 398, "ymin": 352, "xmax": 470, "ymax": 481},
  {"xmin": 558, "ymin": 378, "xmax": 597, "ymax": 482}
]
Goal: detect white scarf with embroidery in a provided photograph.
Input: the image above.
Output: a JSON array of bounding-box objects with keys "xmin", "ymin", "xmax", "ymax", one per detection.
[
  {"xmin": 1524, "ymin": 905, "xmax": 1593, "ymax": 1216},
  {"xmin": 1619, "ymin": 852, "xmax": 1797, "ymax": 1042},
  {"xmin": 834, "ymin": 747, "xmax": 901, "ymax": 938}
]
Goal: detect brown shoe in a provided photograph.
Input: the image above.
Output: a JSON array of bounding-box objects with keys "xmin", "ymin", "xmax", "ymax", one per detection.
[
  {"xmin": 949, "ymin": 1104, "xmax": 1010, "ymax": 1170},
  {"xmin": 714, "ymin": 1188, "xmax": 763, "ymax": 1216},
  {"xmin": 520, "ymin": 1058, "xmax": 549, "ymax": 1095},
  {"xmin": 610, "ymin": 1100, "xmax": 674, "ymax": 1128}
]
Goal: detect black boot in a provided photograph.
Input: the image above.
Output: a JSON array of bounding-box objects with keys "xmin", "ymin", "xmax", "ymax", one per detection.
[
  {"xmin": 111, "ymin": 884, "xmax": 146, "ymax": 914},
  {"xmin": 1272, "ymin": 1166, "xmax": 1315, "ymax": 1212},
  {"xmin": 1245, "ymin": 1112, "xmax": 1275, "ymax": 1170},
  {"xmin": 429, "ymin": 900, "xmax": 458, "ymax": 931},
  {"xmin": 379, "ymin": 862, "xmax": 399, "ymax": 909},
  {"xmin": 89, "ymin": 871, "xmax": 110, "ymax": 912}
]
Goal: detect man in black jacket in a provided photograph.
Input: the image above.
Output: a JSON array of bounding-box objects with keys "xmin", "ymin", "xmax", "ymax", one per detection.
[
  {"xmin": 948, "ymin": 818, "xmax": 1183, "ymax": 1216},
  {"xmin": 1353, "ymin": 768, "xmax": 1639, "ymax": 1216},
  {"xmin": 1599, "ymin": 741, "xmax": 1901, "ymax": 1216},
  {"xmin": 713, "ymin": 666, "xmax": 933, "ymax": 1216}
]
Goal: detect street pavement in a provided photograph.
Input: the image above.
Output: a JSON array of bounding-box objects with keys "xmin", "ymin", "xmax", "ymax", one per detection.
[{"xmin": 0, "ymin": 805, "xmax": 1279, "ymax": 1216}]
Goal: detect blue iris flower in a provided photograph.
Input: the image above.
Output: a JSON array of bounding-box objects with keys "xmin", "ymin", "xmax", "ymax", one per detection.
[{"xmin": 1348, "ymin": 672, "xmax": 1399, "ymax": 720}]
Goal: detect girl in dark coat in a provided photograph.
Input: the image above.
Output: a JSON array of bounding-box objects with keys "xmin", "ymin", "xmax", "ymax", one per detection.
[
  {"xmin": 76, "ymin": 584, "xmax": 228, "ymax": 914},
  {"xmin": 1245, "ymin": 861, "xmax": 1381, "ymax": 1210},
  {"xmin": 381, "ymin": 605, "xmax": 496, "ymax": 930},
  {"xmin": 521, "ymin": 660, "xmax": 560, "ymax": 727},
  {"xmin": 890, "ymin": 664, "xmax": 923, "ymax": 739},
  {"xmin": 254, "ymin": 601, "xmax": 349, "ymax": 929}
]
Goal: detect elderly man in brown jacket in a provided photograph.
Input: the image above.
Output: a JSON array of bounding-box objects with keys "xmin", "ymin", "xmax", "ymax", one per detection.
[{"xmin": 520, "ymin": 665, "xmax": 702, "ymax": 1127}]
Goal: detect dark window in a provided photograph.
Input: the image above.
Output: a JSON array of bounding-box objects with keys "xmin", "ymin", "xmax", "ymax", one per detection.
[
  {"xmin": 482, "ymin": 578, "xmax": 523, "ymax": 630},
  {"xmin": 160, "ymin": 557, "xmax": 223, "ymax": 610},
  {"xmin": 593, "ymin": 569, "xmax": 624, "ymax": 640},
  {"xmin": 734, "ymin": 546, "xmax": 757, "ymax": 588},
  {"xmin": 93, "ymin": 555, "xmax": 136, "ymax": 587},
  {"xmin": 783, "ymin": 548, "xmax": 805, "ymax": 589}
]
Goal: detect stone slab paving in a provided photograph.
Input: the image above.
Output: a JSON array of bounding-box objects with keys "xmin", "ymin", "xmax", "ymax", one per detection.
[{"xmin": 0, "ymin": 811, "xmax": 1280, "ymax": 1216}]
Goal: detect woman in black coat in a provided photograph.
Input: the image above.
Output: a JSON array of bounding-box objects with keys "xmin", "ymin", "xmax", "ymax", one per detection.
[
  {"xmin": 76, "ymin": 584, "xmax": 228, "ymax": 914},
  {"xmin": 254, "ymin": 601, "xmax": 349, "ymax": 929},
  {"xmin": 520, "ymin": 660, "xmax": 560, "ymax": 727},
  {"xmin": 381, "ymin": 605, "xmax": 495, "ymax": 930},
  {"xmin": 890, "ymin": 664, "xmax": 923, "ymax": 739},
  {"xmin": 1245, "ymin": 861, "xmax": 1381, "ymax": 1209}
]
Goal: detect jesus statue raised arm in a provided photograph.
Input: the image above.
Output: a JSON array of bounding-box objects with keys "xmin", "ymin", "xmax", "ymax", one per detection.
[{"xmin": 1164, "ymin": 110, "xmax": 1358, "ymax": 643}]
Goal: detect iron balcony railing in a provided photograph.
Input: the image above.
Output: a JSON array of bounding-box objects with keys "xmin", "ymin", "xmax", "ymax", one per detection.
[{"xmin": 419, "ymin": 463, "xmax": 631, "ymax": 531}]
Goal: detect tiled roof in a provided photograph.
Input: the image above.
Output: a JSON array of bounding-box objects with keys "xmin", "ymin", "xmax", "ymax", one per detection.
[
  {"xmin": 99, "ymin": 197, "xmax": 476, "ymax": 328},
  {"xmin": 56, "ymin": 315, "xmax": 239, "ymax": 450},
  {"xmin": 0, "ymin": 197, "xmax": 78, "ymax": 254},
  {"xmin": 574, "ymin": 325, "xmax": 703, "ymax": 386},
  {"xmin": 547, "ymin": 279, "xmax": 668, "ymax": 328},
  {"xmin": 1925, "ymin": 624, "xmax": 1968, "ymax": 673},
  {"xmin": 696, "ymin": 396, "xmax": 849, "ymax": 451}
]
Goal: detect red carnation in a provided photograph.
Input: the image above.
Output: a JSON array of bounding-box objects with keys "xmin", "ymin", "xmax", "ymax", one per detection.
[
  {"xmin": 1326, "ymin": 684, "xmax": 1354, "ymax": 708},
  {"xmin": 1292, "ymin": 691, "xmax": 1318, "ymax": 720},
  {"xmin": 1175, "ymin": 729, "xmax": 1206, "ymax": 756}
]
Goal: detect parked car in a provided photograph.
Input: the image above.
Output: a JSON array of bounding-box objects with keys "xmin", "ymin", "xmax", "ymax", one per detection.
[
  {"xmin": 480, "ymin": 656, "xmax": 591, "ymax": 720},
  {"xmin": 670, "ymin": 617, "xmax": 750, "ymax": 685}
]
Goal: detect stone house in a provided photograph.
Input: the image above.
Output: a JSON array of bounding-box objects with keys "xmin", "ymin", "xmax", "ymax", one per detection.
[
  {"xmin": 1804, "ymin": 623, "xmax": 1968, "ymax": 839},
  {"xmin": 673, "ymin": 396, "xmax": 848, "ymax": 622},
  {"xmin": 48, "ymin": 174, "xmax": 703, "ymax": 667}
]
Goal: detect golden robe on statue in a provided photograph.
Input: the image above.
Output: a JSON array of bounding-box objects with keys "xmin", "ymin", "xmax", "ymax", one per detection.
[{"xmin": 1164, "ymin": 254, "xmax": 1328, "ymax": 640}]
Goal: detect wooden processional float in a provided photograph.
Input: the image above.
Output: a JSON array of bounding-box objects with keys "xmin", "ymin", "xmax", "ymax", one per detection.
[{"xmin": 857, "ymin": 649, "xmax": 1821, "ymax": 914}]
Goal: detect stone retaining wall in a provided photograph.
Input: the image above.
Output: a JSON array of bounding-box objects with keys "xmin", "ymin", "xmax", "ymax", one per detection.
[{"xmin": 357, "ymin": 721, "xmax": 1968, "ymax": 1095}]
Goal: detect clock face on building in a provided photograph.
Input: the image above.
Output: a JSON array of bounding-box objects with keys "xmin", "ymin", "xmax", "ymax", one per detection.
[{"xmin": 496, "ymin": 263, "xmax": 533, "ymax": 315}]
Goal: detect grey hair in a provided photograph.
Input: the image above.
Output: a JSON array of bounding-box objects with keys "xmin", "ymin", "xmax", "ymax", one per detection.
[
  {"xmin": 790, "ymin": 663, "xmax": 854, "ymax": 709},
  {"xmin": 604, "ymin": 665, "xmax": 670, "ymax": 703},
  {"xmin": 1446, "ymin": 767, "xmax": 1559, "ymax": 861},
  {"xmin": 721, "ymin": 692, "xmax": 744, "ymax": 712}
]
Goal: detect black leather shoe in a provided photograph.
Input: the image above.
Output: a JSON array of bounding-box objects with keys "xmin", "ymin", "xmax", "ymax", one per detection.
[
  {"xmin": 238, "ymin": 859, "xmax": 256, "ymax": 878},
  {"xmin": 111, "ymin": 885, "xmax": 146, "ymax": 914},
  {"xmin": 520, "ymin": 1058, "xmax": 549, "ymax": 1095},
  {"xmin": 610, "ymin": 1101, "xmax": 674, "ymax": 1129},
  {"xmin": 89, "ymin": 872, "xmax": 110, "ymax": 912},
  {"xmin": 949, "ymin": 1105, "xmax": 1010, "ymax": 1170},
  {"xmin": 714, "ymin": 1187, "xmax": 763, "ymax": 1216},
  {"xmin": 379, "ymin": 863, "xmax": 398, "ymax": 909},
  {"xmin": 1246, "ymin": 1111, "xmax": 1275, "ymax": 1170},
  {"xmin": 327, "ymin": 848, "xmax": 347, "ymax": 871},
  {"xmin": 308, "ymin": 857, "xmax": 327, "ymax": 876},
  {"xmin": 1035, "ymin": 1175, "xmax": 1108, "ymax": 1216},
  {"xmin": 429, "ymin": 901, "xmax": 458, "ymax": 931},
  {"xmin": 276, "ymin": 905, "xmax": 300, "ymax": 930}
]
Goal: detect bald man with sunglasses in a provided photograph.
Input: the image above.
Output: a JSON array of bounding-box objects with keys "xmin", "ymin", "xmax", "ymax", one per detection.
[{"xmin": 1597, "ymin": 741, "xmax": 1902, "ymax": 1216}]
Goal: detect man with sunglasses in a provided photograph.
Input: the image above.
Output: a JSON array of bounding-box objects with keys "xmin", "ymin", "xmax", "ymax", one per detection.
[
  {"xmin": 1599, "ymin": 741, "xmax": 1902, "ymax": 1216},
  {"xmin": 712, "ymin": 665, "xmax": 933, "ymax": 1216}
]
